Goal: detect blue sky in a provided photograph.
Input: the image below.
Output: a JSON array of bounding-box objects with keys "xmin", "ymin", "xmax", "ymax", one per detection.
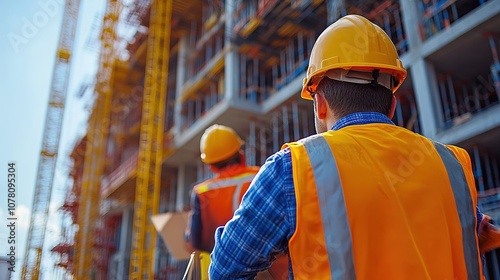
[{"xmin": 0, "ymin": 1, "xmax": 103, "ymax": 279}]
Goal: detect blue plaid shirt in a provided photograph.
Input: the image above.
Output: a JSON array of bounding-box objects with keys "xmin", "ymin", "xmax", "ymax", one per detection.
[{"xmin": 209, "ymin": 112, "xmax": 483, "ymax": 279}]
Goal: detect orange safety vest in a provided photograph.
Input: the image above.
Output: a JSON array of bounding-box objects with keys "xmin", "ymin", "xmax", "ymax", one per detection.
[
  {"xmin": 193, "ymin": 165, "xmax": 260, "ymax": 251},
  {"xmin": 284, "ymin": 123, "xmax": 484, "ymax": 280}
]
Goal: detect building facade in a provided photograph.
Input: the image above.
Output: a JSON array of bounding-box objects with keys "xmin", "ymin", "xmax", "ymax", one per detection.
[{"xmin": 54, "ymin": 0, "xmax": 500, "ymax": 279}]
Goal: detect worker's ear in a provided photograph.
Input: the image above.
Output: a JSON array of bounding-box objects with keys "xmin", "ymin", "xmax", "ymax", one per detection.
[
  {"xmin": 388, "ymin": 95, "xmax": 397, "ymax": 119},
  {"xmin": 314, "ymin": 93, "xmax": 328, "ymax": 120}
]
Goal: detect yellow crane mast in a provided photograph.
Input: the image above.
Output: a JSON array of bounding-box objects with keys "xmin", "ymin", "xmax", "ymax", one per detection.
[
  {"xmin": 21, "ymin": 0, "xmax": 81, "ymax": 279},
  {"xmin": 129, "ymin": 0, "xmax": 172, "ymax": 278},
  {"xmin": 73, "ymin": 0, "xmax": 120, "ymax": 278}
]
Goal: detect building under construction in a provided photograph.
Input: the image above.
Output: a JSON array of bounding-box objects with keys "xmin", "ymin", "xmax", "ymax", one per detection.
[{"xmin": 27, "ymin": 0, "xmax": 500, "ymax": 279}]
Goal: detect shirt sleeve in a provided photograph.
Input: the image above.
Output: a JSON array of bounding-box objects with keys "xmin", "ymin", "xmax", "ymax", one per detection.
[
  {"xmin": 186, "ymin": 192, "xmax": 205, "ymax": 251},
  {"xmin": 477, "ymin": 207, "xmax": 483, "ymax": 231},
  {"xmin": 209, "ymin": 149, "xmax": 293, "ymax": 279}
]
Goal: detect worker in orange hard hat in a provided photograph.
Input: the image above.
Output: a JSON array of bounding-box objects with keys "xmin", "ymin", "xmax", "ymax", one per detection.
[
  {"xmin": 185, "ymin": 124, "xmax": 289, "ymax": 279},
  {"xmin": 210, "ymin": 14, "xmax": 500, "ymax": 279}
]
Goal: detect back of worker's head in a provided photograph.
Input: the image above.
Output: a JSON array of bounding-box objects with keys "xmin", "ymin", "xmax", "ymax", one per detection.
[
  {"xmin": 316, "ymin": 78, "xmax": 393, "ymax": 117},
  {"xmin": 200, "ymin": 124, "xmax": 244, "ymax": 169},
  {"xmin": 301, "ymin": 14, "xmax": 407, "ymax": 129}
]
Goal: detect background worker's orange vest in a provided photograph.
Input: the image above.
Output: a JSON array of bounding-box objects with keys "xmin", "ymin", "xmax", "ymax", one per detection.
[
  {"xmin": 284, "ymin": 123, "xmax": 484, "ymax": 280},
  {"xmin": 193, "ymin": 165, "xmax": 260, "ymax": 251}
]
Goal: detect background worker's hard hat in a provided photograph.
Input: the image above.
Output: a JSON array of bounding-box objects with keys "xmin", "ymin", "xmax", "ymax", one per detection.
[
  {"xmin": 200, "ymin": 124, "xmax": 244, "ymax": 164},
  {"xmin": 301, "ymin": 14, "xmax": 407, "ymax": 100}
]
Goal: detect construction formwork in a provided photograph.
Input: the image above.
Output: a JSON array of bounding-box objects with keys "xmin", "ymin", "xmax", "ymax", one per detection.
[
  {"xmin": 345, "ymin": 0, "xmax": 408, "ymax": 54},
  {"xmin": 165, "ymin": 0, "xmax": 414, "ymax": 142},
  {"xmin": 232, "ymin": 0, "xmax": 326, "ymax": 103},
  {"xmin": 435, "ymin": 65, "xmax": 499, "ymax": 130},
  {"xmin": 469, "ymin": 146, "xmax": 500, "ymax": 279},
  {"xmin": 178, "ymin": 2, "xmax": 226, "ymax": 132},
  {"xmin": 246, "ymin": 100, "xmax": 316, "ymax": 165},
  {"xmin": 418, "ymin": 0, "xmax": 492, "ymax": 40}
]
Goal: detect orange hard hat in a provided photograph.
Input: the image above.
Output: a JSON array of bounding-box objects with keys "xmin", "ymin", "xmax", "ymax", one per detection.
[
  {"xmin": 200, "ymin": 124, "xmax": 244, "ymax": 164},
  {"xmin": 301, "ymin": 14, "xmax": 407, "ymax": 100}
]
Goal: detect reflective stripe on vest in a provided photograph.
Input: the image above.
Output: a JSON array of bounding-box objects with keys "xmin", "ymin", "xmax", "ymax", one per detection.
[
  {"xmin": 300, "ymin": 135, "xmax": 480, "ymax": 279},
  {"xmin": 302, "ymin": 135, "xmax": 356, "ymax": 279},
  {"xmin": 433, "ymin": 142, "xmax": 480, "ymax": 278},
  {"xmin": 196, "ymin": 172, "xmax": 256, "ymax": 211}
]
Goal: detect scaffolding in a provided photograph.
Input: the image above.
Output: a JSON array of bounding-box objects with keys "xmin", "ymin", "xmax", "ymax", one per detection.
[
  {"xmin": 51, "ymin": 136, "xmax": 86, "ymax": 277},
  {"xmin": 73, "ymin": 0, "xmax": 120, "ymax": 278},
  {"xmin": 233, "ymin": 0, "xmax": 325, "ymax": 101},
  {"xmin": 437, "ymin": 70, "xmax": 499, "ymax": 129},
  {"xmin": 346, "ymin": 0, "xmax": 408, "ymax": 54},
  {"xmin": 470, "ymin": 146, "xmax": 500, "ymax": 279},
  {"xmin": 129, "ymin": 0, "xmax": 172, "ymax": 278},
  {"xmin": 51, "ymin": 178, "xmax": 79, "ymax": 279},
  {"xmin": 21, "ymin": 0, "xmax": 81, "ymax": 279},
  {"xmin": 92, "ymin": 216, "xmax": 119, "ymax": 279},
  {"xmin": 418, "ymin": 0, "xmax": 491, "ymax": 40},
  {"xmin": 253, "ymin": 101, "xmax": 316, "ymax": 164},
  {"xmin": 178, "ymin": 3, "xmax": 226, "ymax": 131},
  {"xmin": 394, "ymin": 89, "xmax": 421, "ymax": 133}
]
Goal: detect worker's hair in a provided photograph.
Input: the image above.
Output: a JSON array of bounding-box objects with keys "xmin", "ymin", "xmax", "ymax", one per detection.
[
  {"xmin": 317, "ymin": 78, "xmax": 393, "ymax": 117},
  {"xmin": 210, "ymin": 152, "xmax": 242, "ymax": 170}
]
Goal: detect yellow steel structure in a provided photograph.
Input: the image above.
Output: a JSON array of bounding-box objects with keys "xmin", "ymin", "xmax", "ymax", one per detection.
[
  {"xmin": 73, "ymin": 0, "xmax": 120, "ymax": 278},
  {"xmin": 21, "ymin": 0, "xmax": 81, "ymax": 279},
  {"xmin": 129, "ymin": 0, "xmax": 172, "ymax": 278}
]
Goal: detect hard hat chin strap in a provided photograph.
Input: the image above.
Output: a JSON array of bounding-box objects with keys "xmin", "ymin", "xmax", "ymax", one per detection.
[
  {"xmin": 324, "ymin": 69, "xmax": 394, "ymax": 91},
  {"xmin": 371, "ymin": 69, "xmax": 380, "ymax": 87}
]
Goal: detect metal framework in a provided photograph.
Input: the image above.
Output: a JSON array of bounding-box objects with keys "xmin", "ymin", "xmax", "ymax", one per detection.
[
  {"xmin": 129, "ymin": 0, "xmax": 172, "ymax": 279},
  {"xmin": 21, "ymin": 0, "xmax": 81, "ymax": 279},
  {"xmin": 73, "ymin": 0, "xmax": 119, "ymax": 278}
]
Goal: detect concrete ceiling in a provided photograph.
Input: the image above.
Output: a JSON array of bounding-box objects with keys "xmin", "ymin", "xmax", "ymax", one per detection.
[
  {"xmin": 426, "ymin": 14, "xmax": 500, "ymax": 82},
  {"xmin": 165, "ymin": 95, "xmax": 314, "ymax": 167},
  {"xmin": 459, "ymin": 125, "xmax": 500, "ymax": 159}
]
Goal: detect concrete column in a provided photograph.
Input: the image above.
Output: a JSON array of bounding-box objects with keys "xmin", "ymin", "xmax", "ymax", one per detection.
[
  {"xmin": 493, "ymin": 250, "xmax": 500, "ymax": 280},
  {"xmin": 326, "ymin": 0, "xmax": 346, "ymax": 25},
  {"xmin": 176, "ymin": 164, "xmax": 198, "ymax": 211},
  {"xmin": 176, "ymin": 164, "xmax": 187, "ymax": 211},
  {"xmin": 174, "ymin": 35, "xmax": 188, "ymax": 136},
  {"xmin": 224, "ymin": 0, "xmax": 238, "ymax": 100},
  {"xmin": 410, "ymin": 59, "xmax": 443, "ymax": 138},
  {"xmin": 169, "ymin": 175, "xmax": 177, "ymax": 212},
  {"xmin": 112, "ymin": 206, "xmax": 133, "ymax": 278},
  {"xmin": 399, "ymin": 0, "xmax": 423, "ymax": 52}
]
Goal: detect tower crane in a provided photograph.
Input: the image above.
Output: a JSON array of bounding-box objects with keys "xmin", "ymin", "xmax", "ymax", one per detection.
[{"xmin": 21, "ymin": 0, "xmax": 81, "ymax": 279}]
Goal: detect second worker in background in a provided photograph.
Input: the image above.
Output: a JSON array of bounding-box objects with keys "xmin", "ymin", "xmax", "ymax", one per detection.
[
  {"xmin": 186, "ymin": 124, "xmax": 260, "ymax": 253},
  {"xmin": 186, "ymin": 124, "xmax": 289, "ymax": 279}
]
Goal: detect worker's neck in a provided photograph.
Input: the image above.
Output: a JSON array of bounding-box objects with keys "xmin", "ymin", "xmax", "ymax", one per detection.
[{"xmin": 213, "ymin": 163, "xmax": 246, "ymax": 178}]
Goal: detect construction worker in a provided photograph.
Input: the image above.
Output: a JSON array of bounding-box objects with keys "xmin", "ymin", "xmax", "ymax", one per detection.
[
  {"xmin": 209, "ymin": 15, "xmax": 500, "ymax": 279},
  {"xmin": 185, "ymin": 124, "xmax": 289, "ymax": 279},
  {"xmin": 186, "ymin": 124, "xmax": 260, "ymax": 253}
]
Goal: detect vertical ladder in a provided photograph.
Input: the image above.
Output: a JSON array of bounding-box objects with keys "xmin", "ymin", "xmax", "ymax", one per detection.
[
  {"xmin": 21, "ymin": 0, "xmax": 81, "ymax": 279},
  {"xmin": 129, "ymin": 0, "xmax": 172, "ymax": 279},
  {"xmin": 73, "ymin": 0, "xmax": 119, "ymax": 278}
]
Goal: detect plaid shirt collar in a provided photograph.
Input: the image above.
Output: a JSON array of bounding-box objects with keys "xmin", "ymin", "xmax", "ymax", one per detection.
[{"xmin": 332, "ymin": 112, "xmax": 394, "ymax": 131}]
